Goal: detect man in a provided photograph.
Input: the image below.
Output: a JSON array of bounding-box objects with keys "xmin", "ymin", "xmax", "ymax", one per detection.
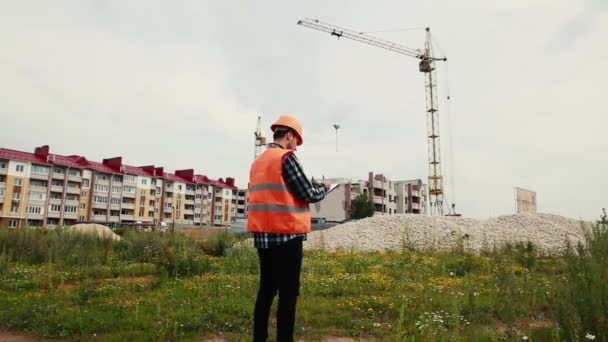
[{"xmin": 247, "ymin": 115, "xmax": 329, "ymax": 342}]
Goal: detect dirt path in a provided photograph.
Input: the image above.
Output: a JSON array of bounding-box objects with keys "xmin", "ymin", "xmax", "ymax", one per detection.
[{"xmin": 0, "ymin": 329, "xmax": 48, "ymax": 342}]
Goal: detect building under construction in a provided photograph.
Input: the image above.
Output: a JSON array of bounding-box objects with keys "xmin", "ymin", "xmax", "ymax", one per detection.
[{"xmin": 309, "ymin": 171, "xmax": 428, "ymax": 222}]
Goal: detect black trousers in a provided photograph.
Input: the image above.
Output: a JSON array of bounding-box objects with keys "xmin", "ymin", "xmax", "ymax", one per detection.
[{"xmin": 253, "ymin": 238, "xmax": 303, "ymax": 342}]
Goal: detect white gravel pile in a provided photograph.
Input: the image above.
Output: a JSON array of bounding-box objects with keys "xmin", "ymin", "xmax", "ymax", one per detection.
[
  {"xmin": 304, "ymin": 213, "xmax": 587, "ymax": 254},
  {"xmin": 66, "ymin": 224, "xmax": 122, "ymax": 241}
]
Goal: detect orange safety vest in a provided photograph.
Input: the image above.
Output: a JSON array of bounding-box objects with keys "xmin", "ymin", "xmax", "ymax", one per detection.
[{"xmin": 246, "ymin": 148, "xmax": 311, "ymax": 234}]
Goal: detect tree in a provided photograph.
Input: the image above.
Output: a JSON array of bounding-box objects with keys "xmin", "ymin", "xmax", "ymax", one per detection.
[{"xmin": 350, "ymin": 193, "xmax": 375, "ymax": 219}]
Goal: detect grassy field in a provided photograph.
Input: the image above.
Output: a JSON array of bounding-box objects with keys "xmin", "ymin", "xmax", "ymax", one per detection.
[{"xmin": 0, "ymin": 212, "xmax": 606, "ymax": 341}]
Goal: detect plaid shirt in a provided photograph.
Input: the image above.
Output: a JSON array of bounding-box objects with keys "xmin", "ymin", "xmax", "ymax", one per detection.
[{"xmin": 253, "ymin": 143, "xmax": 326, "ymax": 249}]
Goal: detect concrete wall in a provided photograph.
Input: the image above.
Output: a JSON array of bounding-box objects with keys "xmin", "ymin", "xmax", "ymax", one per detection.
[{"xmin": 310, "ymin": 183, "xmax": 349, "ymax": 222}]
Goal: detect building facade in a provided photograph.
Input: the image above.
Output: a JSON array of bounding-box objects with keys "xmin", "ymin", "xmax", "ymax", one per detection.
[{"xmin": 0, "ymin": 145, "xmax": 236, "ymax": 228}]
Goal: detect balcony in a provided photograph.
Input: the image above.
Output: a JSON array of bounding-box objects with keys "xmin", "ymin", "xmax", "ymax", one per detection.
[
  {"xmin": 66, "ymin": 187, "xmax": 80, "ymax": 195},
  {"xmin": 68, "ymin": 175, "xmax": 82, "ymax": 182},
  {"xmin": 109, "ymin": 216, "xmax": 120, "ymax": 222},
  {"xmin": 0, "ymin": 197, "xmax": 3, "ymax": 204},
  {"xmin": 373, "ymin": 195, "xmax": 384, "ymax": 204},
  {"xmin": 51, "ymin": 185, "xmax": 64, "ymax": 193},
  {"xmin": 64, "ymin": 212, "xmax": 78, "ymax": 220},
  {"xmin": 120, "ymin": 214, "xmax": 134, "ymax": 220},
  {"xmin": 122, "ymin": 192, "xmax": 136, "ymax": 198},
  {"xmin": 93, "ymin": 215, "xmax": 107, "ymax": 222},
  {"xmin": 165, "ymin": 198, "xmax": 173, "ymax": 205},
  {"xmin": 186, "ymin": 190, "xmax": 195, "ymax": 196},
  {"xmin": 49, "ymin": 198, "xmax": 62, "ymax": 205},
  {"xmin": 0, "ymin": 167, "xmax": 7, "ymax": 175},
  {"xmin": 165, "ymin": 186, "xmax": 174, "ymax": 192},
  {"xmin": 183, "ymin": 220, "xmax": 194, "ymax": 225},
  {"xmin": 184, "ymin": 209, "xmax": 194, "ymax": 215},
  {"xmin": 30, "ymin": 184, "xmax": 47, "ymax": 192},
  {"xmin": 48, "ymin": 211, "xmax": 61, "ymax": 218},
  {"xmin": 92, "ymin": 202, "xmax": 107, "ymax": 209},
  {"xmin": 94, "ymin": 178, "xmax": 109, "ymax": 185},
  {"xmin": 65, "ymin": 200, "xmax": 79, "ymax": 207},
  {"xmin": 185, "ymin": 199, "xmax": 194, "ymax": 205},
  {"xmin": 26, "ymin": 213, "xmax": 44, "ymax": 220},
  {"xmin": 121, "ymin": 203, "xmax": 135, "ymax": 210},
  {"xmin": 52, "ymin": 172, "xmax": 66, "ymax": 180},
  {"xmin": 30, "ymin": 172, "xmax": 49, "ymax": 180},
  {"xmin": 110, "ymin": 204, "xmax": 121, "ymax": 210}
]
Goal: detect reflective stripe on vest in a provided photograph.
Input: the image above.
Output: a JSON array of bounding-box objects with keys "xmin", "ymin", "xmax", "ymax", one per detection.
[
  {"xmin": 248, "ymin": 183, "xmax": 289, "ymax": 193},
  {"xmin": 248, "ymin": 204, "xmax": 310, "ymax": 213}
]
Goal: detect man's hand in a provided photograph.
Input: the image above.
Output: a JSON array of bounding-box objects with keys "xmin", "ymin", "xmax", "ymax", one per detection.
[{"xmin": 323, "ymin": 180, "xmax": 331, "ymax": 192}]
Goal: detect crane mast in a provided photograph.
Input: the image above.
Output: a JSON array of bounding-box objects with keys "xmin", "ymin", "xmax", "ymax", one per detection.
[{"xmin": 297, "ymin": 18, "xmax": 448, "ymax": 215}]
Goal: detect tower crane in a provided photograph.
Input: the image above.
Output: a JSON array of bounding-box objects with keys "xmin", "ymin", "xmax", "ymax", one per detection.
[
  {"xmin": 254, "ymin": 116, "xmax": 267, "ymax": 159},
  {"xmin": 297, "ymin": 18, "xmax": 450, "ymax": 215}
]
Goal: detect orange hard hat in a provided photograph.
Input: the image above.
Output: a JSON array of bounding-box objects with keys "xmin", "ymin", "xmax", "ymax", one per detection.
[{"xmin": 271, "ymin": 115, "xmax": 303, "ymax": 146}]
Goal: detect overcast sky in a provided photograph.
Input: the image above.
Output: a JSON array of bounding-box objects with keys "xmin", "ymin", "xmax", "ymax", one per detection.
[{"xmin": 1, "ymin": 0, "xmax": 606, "ymax": 220}]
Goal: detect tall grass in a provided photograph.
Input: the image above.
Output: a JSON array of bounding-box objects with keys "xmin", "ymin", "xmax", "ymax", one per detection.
[{"xmin": 554, "ymin": 209, "xmax": 608, "ymax": 341}]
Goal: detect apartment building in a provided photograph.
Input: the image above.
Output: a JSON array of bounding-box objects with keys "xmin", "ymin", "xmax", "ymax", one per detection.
[
  {"xmin": 393, "ymin": 179, "xmax": 427, "ymax": 214},
  {"xmin": 0, "ymin": 145, "xmax": 236, "ymax": 228},
  {"xmin": 232, "ymin": 189, "xmax": 248, "ymax": 220}
]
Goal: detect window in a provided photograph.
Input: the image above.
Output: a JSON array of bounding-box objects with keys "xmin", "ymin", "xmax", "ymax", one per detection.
[
  {"xmin": 123, "ymin": 175, "xmax": 136, "ymax": 183},
  {"xmin": 15, "ymin": 179, "xmax": 23, "ymax": 186},
  {"xmin": 28, "ymin": 206, "xmax": 42, "ymax": 214},
  {"xmin": 65, "ymin": 194, "xmax": 78, "ymax": 201},
  {"xmin": 110, "ymin": 210, "xmax": 120, "ymax": 217},
  {"xmin": 79, "ymin": 216, "xmax": 85, "ymax": 221},
  {"xmin": 93, "ymin": 209, "xmax": 104, "ymax": 216},
  {"xmin": 96, "ymin": 174, "xmax": 108, "ymax": 181},
  {"xmin": 139, "ymin": 209, "xmax": 145, "ymax": 217},
  {"xmin": 82, "ymin": 179, "xmax": 90, "ymax": 187},
  {"xmin": 0, "ymin": 189, "xmax": 4, "ymax": 197},
  {"xmin": 140, "ymin": 189, "xmax": 146, "ymax": 197},
  {"xmin": 81, "ymin": 203, "xmax": 86, "ymax": 209},
  {"xmin": 32, "ymin": 165, "xmax": 50, "ymax": 174},
  {"xmin": 50, "ymin": 204, "xmax": 61, "ymax": 212},
  {"xmin": 123, "ymin": 186, "xmax": 136, "ymax": 194},
  {"xmin": 11, "ymin": 205, "xmax": 19, "ymax": 214},
  {"xmin": 178, "ymin": 185, "xmax": 183, "ymax": 191},
  {"xmin": 68, "ymin": 169, "xmax": 80, "ymax": 177},
  {"xmin": 64, "ymin": 206, "xmax": 78, "ymax": 213},
  {"xmin": 93, "ymin": 196, "xmax": 108, "ymax": 204},
  {"xmin": 67, "ymin": 182, "xmax": 79, "ymax": 189},
  {"xmin": 81, "ymin": 191, "xmax": 88, "ymax": 198},
  {"xmin": 50, "ymin": 193, "xmax": 62, "ymax": 200},
  {"xmin": 29, "ymin": 192, "xmax": 45, "ymax": 201},
  {"xmin": 111, "ymin": 198, "xmax": 121, "ymax": 205},
  {"xmin": 112, "ymin": 186, "xmax": 122, "ymax": 194},
  {"xmin": 113, "ymin": 175, "xmax": 123, "ymax": 182},
  {"xmin": 0, "ymin": 161, "xmax": 6, "ymax": 169},
  {"xmin": 8, "ymin": 220, "xmax": 17, "ymax": 228},
  {"xmin": 12, "ymin": 193, "xmax": 20, "ymax": 200},
  {"xmin": 141, "ymin": 178, "xmax": 147, "ymax": 185},
  {"xmin": 16, "ymin": 164, "xmax": 24, "ymax": 172},
  {"xmin": 140, "ymin": 198, "xmax": 145, "ymax": 206},
  {"xmin": 94, "ymin": 184, "xmax": 109, "ymax": 192}
]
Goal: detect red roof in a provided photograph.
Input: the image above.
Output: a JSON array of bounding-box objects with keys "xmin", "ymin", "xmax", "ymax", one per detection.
[
  {"xmin": 123, "ymin": 165, "xmax": 152, "ymax": 177},
  {"xmin": 0, "ymin": 148, "xmax": 48, "ymax": 164},
  {"xmin": 1, "ymin": 145, "xmax": 235, "ymax": 187},
  {"xmin": 163, "ymin": 172, "xmax": 193, "ymax": 184},
  {"xmin": 86, "ymin": 160, "xmax": 117, "ymax": 174}
]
